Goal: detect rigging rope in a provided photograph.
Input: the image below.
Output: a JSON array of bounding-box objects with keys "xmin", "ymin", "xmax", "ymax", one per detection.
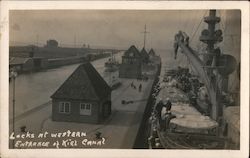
[
  {"xmin": 190, "ymin": 11, "xmax": 208, "ymax": 43},
  {"xmin": 218, "ymin": 10, "xmax": 226, "ymax": 33}
]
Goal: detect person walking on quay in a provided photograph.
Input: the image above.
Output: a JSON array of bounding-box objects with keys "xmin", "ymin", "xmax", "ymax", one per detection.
[
  {"xmin": 130, "ymin": 81, "xmax": 137, "ymax": 90},
  {"xmin": 139, "ymin": 84, "xmax": 142, "ymax": 92}
]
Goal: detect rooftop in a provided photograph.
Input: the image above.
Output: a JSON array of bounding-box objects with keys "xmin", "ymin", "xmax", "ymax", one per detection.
[
  {"xmin": 123, "ymin": 45, "xmax": 141, "ymax": 58},
  {"xmin": 9, "ymin": 57, "xmax": 30, "ymax": 65},
  {"xmin": 149, "ymin": 48, "xmax": 156, "ymax": 56},
  {"xmin": 51, "ymin": 62, "xmax": 111, "ymax": 100},
  {"xmin": 140, "ymin": 47, "xmax": 149, "ymax": 58}
]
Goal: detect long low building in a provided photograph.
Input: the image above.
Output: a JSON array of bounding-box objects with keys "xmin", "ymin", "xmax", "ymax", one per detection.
[{"xmin": 9, "ymin": 57, "xmax": 48, "ymax": 72}]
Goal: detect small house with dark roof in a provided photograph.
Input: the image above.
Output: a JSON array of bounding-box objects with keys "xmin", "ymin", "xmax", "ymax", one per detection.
[
  {"xmin": 119, "ymin": 45, "xmax": 142, "ymax": 78},
  {"xmin": 140, "ymin": 47, "xmax": 149, "ymax": 64},
  {"xmin": 51, "ymin": 62, "xmax": 111, "ymax": 124}
]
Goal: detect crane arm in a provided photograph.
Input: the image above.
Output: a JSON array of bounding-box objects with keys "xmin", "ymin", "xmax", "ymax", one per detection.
[{"xmin": 174, "ymin": 31, "xmax": 219, "ymax": 120}]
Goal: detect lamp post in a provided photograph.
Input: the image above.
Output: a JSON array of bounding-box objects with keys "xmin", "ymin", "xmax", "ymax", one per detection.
[{"xmin": 10, "ymin": 69, "xmax": 17, "ymax": 148}]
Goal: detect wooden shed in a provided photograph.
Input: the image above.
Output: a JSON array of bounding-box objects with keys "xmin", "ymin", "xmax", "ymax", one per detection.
[{"xmin": 51, "ymin": 62, "xmax": 111, "ymax": 124}]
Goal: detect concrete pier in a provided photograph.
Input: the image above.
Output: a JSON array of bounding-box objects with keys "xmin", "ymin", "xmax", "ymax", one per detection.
[{"xmin": 9, "ymin": 57, "xmax": 160, "ymax": 148}]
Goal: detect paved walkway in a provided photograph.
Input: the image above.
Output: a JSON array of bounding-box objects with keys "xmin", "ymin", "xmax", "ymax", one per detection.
[{"xmin": 43, "ymin": 78, "xmax": 154, "ymax": 148}]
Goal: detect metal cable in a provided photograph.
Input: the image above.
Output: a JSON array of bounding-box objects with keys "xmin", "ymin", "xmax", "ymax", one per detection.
[{"xmin": 190, "ymin": 11, "xmax": 208, "ymax": 43}]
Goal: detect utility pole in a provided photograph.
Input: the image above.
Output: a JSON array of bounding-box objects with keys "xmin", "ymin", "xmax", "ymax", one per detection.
[
  {"xmin": 74, "ymin": 34, "xmax": 78, "ymax": 56},
  {"xmin": 74, "ymin": 34, "xmax": 76, "ymax": 49},
  {"xmin": 36, "ymin": 34, "xmax": 39, "ymax": 47},
  {"xmin": 10, "ymin": 70, "xmax": 17, "ymax": 148},
  {"xmin": 141, "ymin": 24, "xmax": 150, "ymax": 49}
]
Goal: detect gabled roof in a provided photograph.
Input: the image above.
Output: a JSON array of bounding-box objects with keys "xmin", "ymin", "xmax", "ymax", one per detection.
[
  {"xmin": 123, "ymin": 45, "xmax": 141, "ymax": 58},
  {"xmin": 9, "ymin": 57, "xmax": 30, "ymax": 65},
  {"xmin": 148, "ymin": 48, "xmax": 156, "ymax": 56},
  {"xmin": 140, "ymin": 47, "xmax": 149, "ymax": 58},
  {"xmin": 51, "ymin": 62, "xmax": 111, "ymax": 100}
]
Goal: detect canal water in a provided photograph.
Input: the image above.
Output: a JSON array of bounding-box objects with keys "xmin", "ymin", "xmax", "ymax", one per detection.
[{"xmin": 9, "ymin": 52, "xmax": 123, "ymax": 117}]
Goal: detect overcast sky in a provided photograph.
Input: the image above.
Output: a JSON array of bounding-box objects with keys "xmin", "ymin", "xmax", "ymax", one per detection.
[{"xmin": 10, "ymin": 10, "xmax": 240, "ymax": 51}]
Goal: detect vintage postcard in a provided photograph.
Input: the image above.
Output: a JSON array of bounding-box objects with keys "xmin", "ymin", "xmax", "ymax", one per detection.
[{"xmin": 0, "ymin": 1, "xmax": 249, "ymax": 158}]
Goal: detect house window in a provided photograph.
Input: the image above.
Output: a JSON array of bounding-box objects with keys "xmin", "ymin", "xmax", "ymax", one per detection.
[
  {"xmin": 80, "ymin": 103, "xmax": 92, "ymax": 115},
  {"xmin": 59, "ymin": 102, "xmax": 71, "ymax": 114}
]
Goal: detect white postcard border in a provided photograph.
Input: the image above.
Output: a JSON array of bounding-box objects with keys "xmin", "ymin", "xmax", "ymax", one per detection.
[{"xmin": 0, "ymin": 1, "xmax": 249, "ymax": 158}]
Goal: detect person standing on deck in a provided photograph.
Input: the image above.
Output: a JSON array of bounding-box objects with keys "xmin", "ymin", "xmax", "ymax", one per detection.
[
  {"xmin": 165, "ymin": 98, "xmax": 172, "ymax": 111},
  {"xmin": 160, "ymin": 106, "xmax": 167, "ymax": 130},
  {"xmin": 162, "ymin": 98, "xmax": 175, "ymax": 131},
  {"xmin": 155, "ymin": 98, "xmax": 164, "ymax": 120},
  {"xmin": 159, "ymin": 98, "xmax": 169, "ymax": 130},
  {"xmin": 164, "ymin": 111, "xmax": 176, "ymax": 131}
]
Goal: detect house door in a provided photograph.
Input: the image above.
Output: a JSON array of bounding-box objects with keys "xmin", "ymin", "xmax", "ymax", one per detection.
[{"xmin": 102, "ymin": 101, "xmax": 111, "ymax": 118}]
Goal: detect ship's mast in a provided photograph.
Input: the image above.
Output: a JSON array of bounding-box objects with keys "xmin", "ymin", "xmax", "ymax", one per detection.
[
  {"xmin": 200, "ymin": 10, "xmax": 222, "ymax": 68},
  {"xmin": 141, "ymin": 24, "xmax": 150, "ymax": 49},
  {"xmin": 200, "ymin": 10, "xmax": 223, "ymax": 121}
]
